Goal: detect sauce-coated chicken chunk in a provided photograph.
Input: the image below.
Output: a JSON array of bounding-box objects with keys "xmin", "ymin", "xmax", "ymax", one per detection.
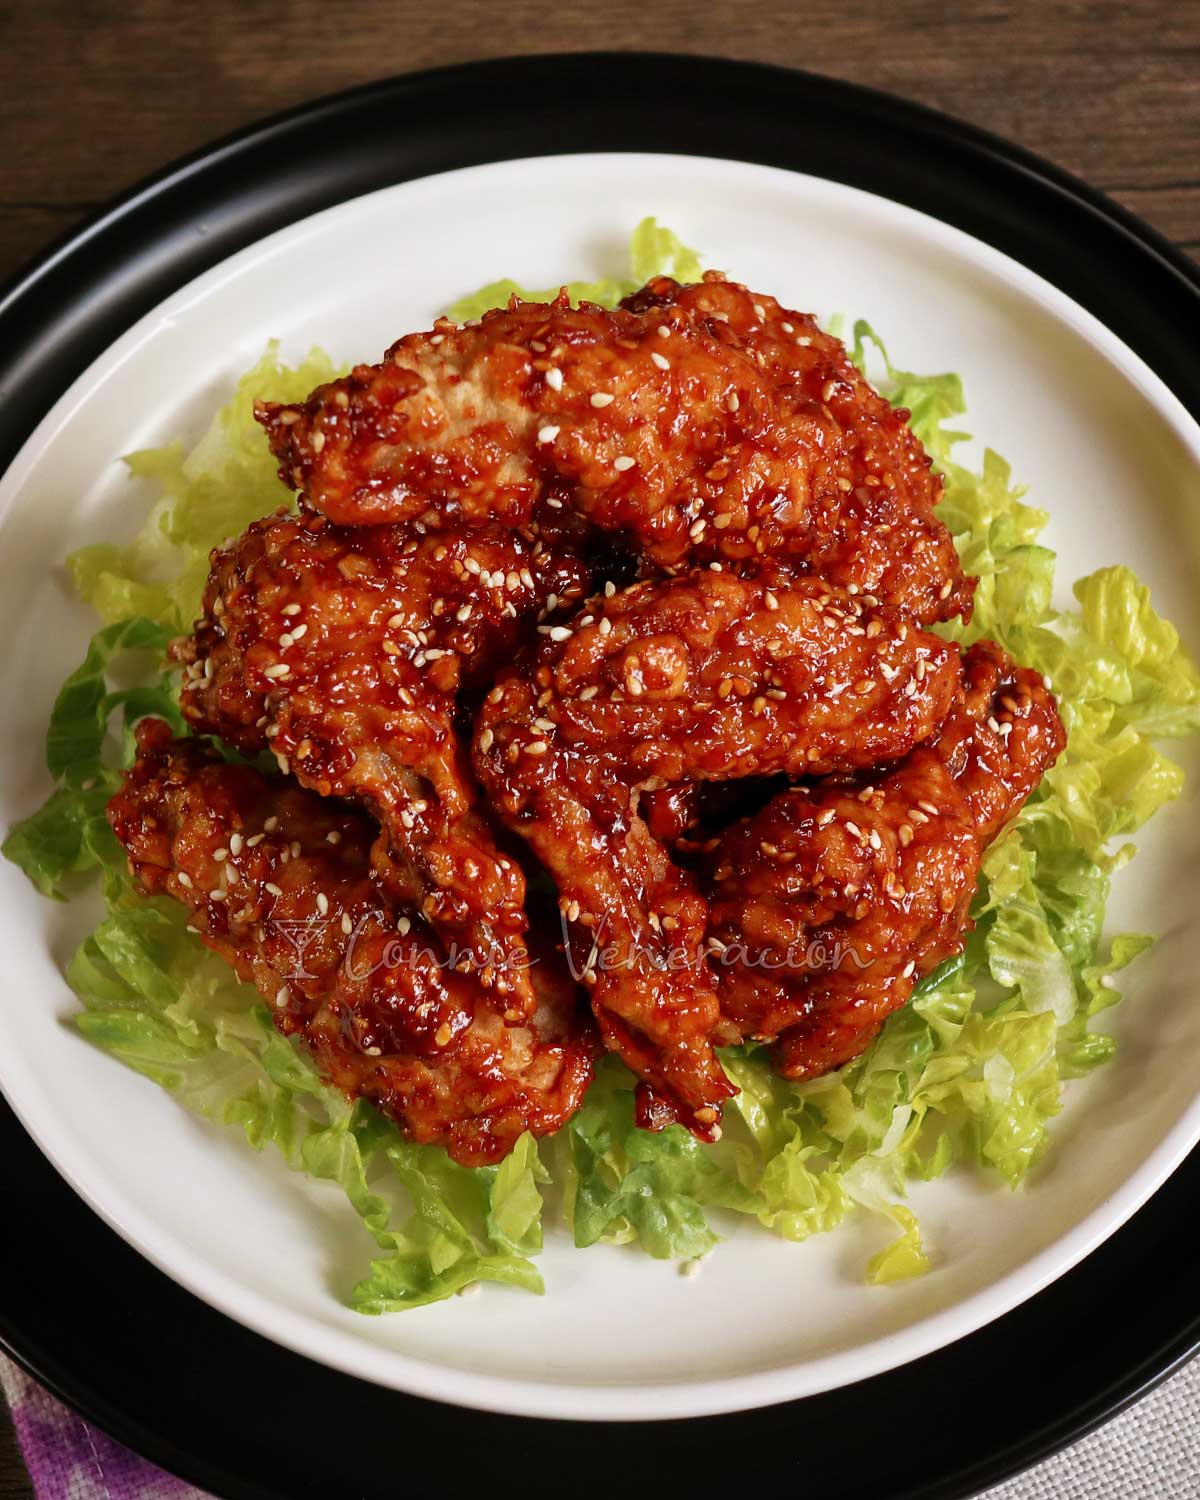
[
  {"xmin": 259, "ymin": 278, "xmax": 971, "ymax": 624},
  {"xmin": 706, "ymin": 643, "xmax": 1066, "ymax": 1077},
  {"xmin": 108, "ymin": 719, "xmax": 594, "ymax": 1165}
]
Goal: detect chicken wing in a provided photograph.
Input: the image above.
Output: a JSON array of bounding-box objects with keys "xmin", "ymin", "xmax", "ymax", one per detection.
[
  {"xmin": 257, "ymin": 281, "xmax": 971, "ymax": 623},
  {"xmin": 107, "ymin": 719, "xmax": 594, "ymax": 1165},
  {"xmin": 174, "ymin": 511, "xmax": 588, "ymax": 1016},
  {"xmin": 706, "ymin": 642, "xmax": 1066, "ymax": 1078},
  {"xmin": 473, "ymin": 568, "xmax": 961, "ymax": 1132}
]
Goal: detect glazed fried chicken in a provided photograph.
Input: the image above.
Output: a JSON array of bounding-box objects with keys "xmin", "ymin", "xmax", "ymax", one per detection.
[
  {"xmin": 102, "ymin": 268, "xmax": 1074, "ymax": 1164},
  {"xmin": 108, "ymin": 719, "xmax": 593, "ymax": 1165},
  {"xmin": 258, "ymin": 279, "xmax": 971, "ymax": 624},
  {"xmin": 473, "ymin": 568, "xmax": 961, "ymax": 1132},
  {"xmin": 706, "ymin": 643, "xmax": 1066, "ymax": 1079},
  {"xmin": 174, "ymin": 511, "xmax": 588, "ymax": 1016}
]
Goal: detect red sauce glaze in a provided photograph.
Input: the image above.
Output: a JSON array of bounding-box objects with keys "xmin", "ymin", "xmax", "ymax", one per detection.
[
  {"xmin": 705, "ymin": 642, "xmax": 1066, "ymax": 1077},
  {"xmin": 108, "ymin": 719, "xmax": 594, "ymax": 1165},
  {"xmin": 102, "ymin": 275, "xmax": 1072, "ymax": 1161},
  {"xmin": 258, "ymin": 276, "xmax": 972, "ymax": 625},
  {"xmin": 471, "ymin": 568, "xmax": 962, "ymax": 1132},
  {"xmin": 173, "ymin": 510, "xmax": 588, "ymax": 1020}
]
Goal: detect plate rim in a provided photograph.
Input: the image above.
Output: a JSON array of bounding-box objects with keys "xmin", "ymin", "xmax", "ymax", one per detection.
[{"xmin": 2, "ymin": 51, "xmax": 1200, "ymax": 1500}]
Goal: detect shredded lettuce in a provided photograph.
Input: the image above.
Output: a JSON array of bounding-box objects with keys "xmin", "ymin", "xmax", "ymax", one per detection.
[{"xmin": 6, "ymin": 223, "xmax": 1199, "ymax": 1307}]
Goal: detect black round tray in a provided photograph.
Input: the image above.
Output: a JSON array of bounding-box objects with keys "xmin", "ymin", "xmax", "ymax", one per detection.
[{"xmin": 2, "ymin": 53, "xmax": 1199, "ymax": 1500}]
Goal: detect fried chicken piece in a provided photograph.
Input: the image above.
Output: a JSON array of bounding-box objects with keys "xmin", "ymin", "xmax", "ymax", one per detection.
[
  {"xmin": 258, "ymin": 282, "xmax": 971, "ymax": 623},
  {"xmin": 706, "ymin": 642, "xmax": 1066, "ymax": 1079},
  {"xmin": 473, "ymin": 569, "xmax": 961, "ymax": 1133},
  {"xmin": 622, "ymin": 274, "xmax": 973, "ymax": 623},
  {"xmin": 174, "ymin": 511, "xmax": 588, "ymax": 1018},
  {"xmin": 107, "ymin": 719, "xmax": 594, "ymax": 1165}
]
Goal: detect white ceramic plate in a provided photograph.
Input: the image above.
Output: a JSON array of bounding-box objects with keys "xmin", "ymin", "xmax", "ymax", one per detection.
[{"xmin": 2, "ymin": 152, "xmax": 1199, "ymax": 1422}]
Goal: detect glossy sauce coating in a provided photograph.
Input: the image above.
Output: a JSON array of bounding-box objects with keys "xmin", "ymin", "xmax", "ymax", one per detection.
[
  {"xmin": 706, "ymin": 642, "xmax": 1066, "ymax": 1077},
  {"xmin": 472, "ymin": 569, "xmax": 961, "ymax": 1130},
  {"xmin": 174, "ymin": 510, "xmax": 588, "ymax": 1017},
  {"xmin": 108, "ymin": 719, "xmax": 594, "ymax": 1165},
  {"xmin": 258, "ymin": 277, "xmax": 971, "ymax": 624},
  {"xmin": 106, "ymin": 275, "xmax": 1074, "ymax": 1160}
]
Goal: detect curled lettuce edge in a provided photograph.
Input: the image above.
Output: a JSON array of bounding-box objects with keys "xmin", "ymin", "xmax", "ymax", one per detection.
[{"xmin": 4, "ymin": 223, "xmax": 1198, "ymax": 1308}]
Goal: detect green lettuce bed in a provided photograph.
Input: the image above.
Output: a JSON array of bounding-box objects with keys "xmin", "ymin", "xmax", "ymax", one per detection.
[{"xmin": 6, "ymin": 221, "xmax": 1200, "ymax": 1309}]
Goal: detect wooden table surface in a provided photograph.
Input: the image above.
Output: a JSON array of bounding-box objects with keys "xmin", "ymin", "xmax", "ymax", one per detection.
[{"xmin": 1, "ymin": 1, "xmax": 1197, "ymax": 1495}]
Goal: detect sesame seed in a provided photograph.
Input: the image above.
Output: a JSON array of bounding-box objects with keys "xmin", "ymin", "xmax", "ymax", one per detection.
[
  {"xmin": 537, "ymin": 425, "xmax": 560, "ymax": 443},
  {"xmin": 765, "ymin": 591, "xmax": 779, "ymax": 611},
  {"xmin": 689, "ymin": 520, "xmax": 706, "ymax": 539},
  {"xmin": 902, "ymin": 960, "xmax": 916, "ymax": 978},
  {"xmin": 614, "ymin": 455, "xmax": 635, "ymax": 471},
  {"xmin": 209, "ymin": 888, "xmax": 226, "ymax": 902},
  {"xmin": 578, "ymin": 685, "xmax": 599, "ymax": 701},
  {"xmin": 845, "ymin": 821, "xmax": 863, "ymax": 839},
  {"xmin": 604, "ymin": 580, "xmax": 617, "ymax": 597},
  {"xmin": 919, "ymin": 801, "xmax": 939, "ymax": 816},
  {"xmin": 214, "ymin": 848, "xmax": 228, "ymax": 861},
  {"xmin": 310, "ymin": 429, "xmax": 326, "ymax": 453},
  {"xmin": 526, "ymin": 741, "xmax": 549, "ymax": 756},
  {"xmin": 898, "ymin": 824, "xmax": 914, "ymax": 847},
  {"xmin": 264, "ymin": 663, "xmax": 290, "ymax": 679},
  {"xmin": 279, "ymin": 632, "xmax": 294, "ymax": 649},
  {"xmin": 264, "ymin": 881, "xmax": 283, "ymax": 898},
  {"xmin": 590, "ymin": 392, "xmax": 614, "ymax": 408},
  {"xmin": 781, "ymin": 321, "xmax": 795, "ymax": 334},
  {"xmin": 291, "ymin": 623, "xmax": 307, "ymax": 640},
  {"xmin": 282, "ymin": 603, "xmax": 302, "ymax": 617},
  {"xmin": 316, "ymin": 892, "xmax": 329, "ymax": 916},
  {"xmin": 549, "ymin": 625, "xmax": 572, "ymax": 642},
  {"xmin": 869, "ymin": 829, "xmax": 882, "ymax": 850},
  {"xmin": 229, "ymin": 833, "xmax": 244, "ymax": 856},
  {"xmin": 247, "ymin": 833, "xmax": 264, "ymax": 847},
  {"xmin": 226, "ymin": 867, "xmax": 240, "ymax": 885},
  {"xmin": 177, "ymin": 872, "xmax": 193, "ymax": 889},
  {"xmin": 726, "ymin": 392, "xmax": 740, "ymax": 412},
  {"xmin": 651, "ymin": 351, "xmax": 670, "ymax": 370},
  {"xmin": 657, "ymin": 324, "xmax": 671, "ymax": 338},
  {"xmin": 275, "ymin": 986, "xmax": 289, "ymax": 1008},
  {"xmin": 598, "ymin": 618, "xmax": 612, "ymax": 636},
  {"xmin": 545, "ymin": 367, "xmax": 563, "ymax": 391}
]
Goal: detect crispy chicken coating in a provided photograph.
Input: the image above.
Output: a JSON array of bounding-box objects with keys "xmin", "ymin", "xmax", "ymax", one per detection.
[
  {"xmin": 107, "ymin": 719, "xmax": 594, "ymax": 1165},
  {"xmin": 257, "ymin": 278, "xmax": 971, "ymax": 623},
  {"xmin": 620, "ymin": 275, "xmax": 973, "ymax": 624},
  {"xmin": 706, "ymin": 642, "xmax": 1066, "ymax": 1078},
  {"xmin": 473, "ymin": 568, "xmax": 961, "ymax": 1132},
  {"xmin": 173, "ymin": 511, "xmax": 588, "ymax": 1018}
]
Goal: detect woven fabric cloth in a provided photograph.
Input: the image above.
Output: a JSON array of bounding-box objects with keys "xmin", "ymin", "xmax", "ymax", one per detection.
[{"xmin": 3, "ymin": 1349, "xmax": 1198, "ymax": 1497}]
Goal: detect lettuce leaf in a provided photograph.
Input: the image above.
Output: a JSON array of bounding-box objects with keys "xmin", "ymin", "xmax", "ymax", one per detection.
[
  {"xmin": 6, "ymin": 227, "xmax": 1200, "ymax": 1308},
  {"xmin": 445, "ymin": 216, "xmax": 703, "ymax": 323}
]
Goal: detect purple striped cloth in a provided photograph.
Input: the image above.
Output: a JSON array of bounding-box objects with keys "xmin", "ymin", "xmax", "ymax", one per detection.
[{"xmin": 0, "ymin": 1355, "xmax": 209, "ymax": 1500}]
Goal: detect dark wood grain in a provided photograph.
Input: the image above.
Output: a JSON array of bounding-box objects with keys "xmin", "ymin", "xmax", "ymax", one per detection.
[{"xmin": 2, "ymin": 3, "xmax": 1197, "ymax": 1495}]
